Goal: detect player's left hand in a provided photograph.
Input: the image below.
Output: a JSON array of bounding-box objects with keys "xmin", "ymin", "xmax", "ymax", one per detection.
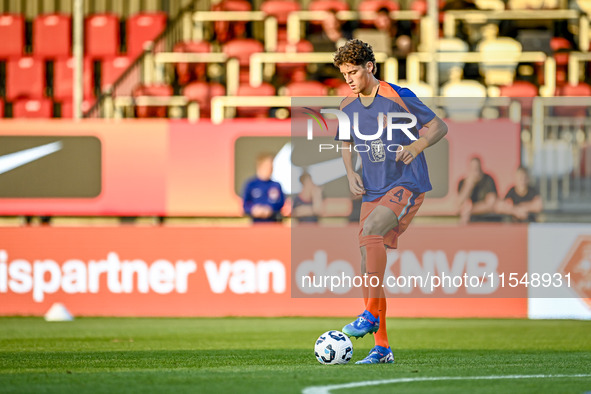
[{"xmin": 395, "ymin": 146, "xmax": 415, "ymax": 165}]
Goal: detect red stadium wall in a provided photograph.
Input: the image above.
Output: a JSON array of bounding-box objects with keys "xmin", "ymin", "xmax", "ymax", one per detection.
[
  {"xmin": 0, "ymin": 225, "xmax": 527, "ymax": 318},
  {"xmin": 0, "ymin": 119, "xmax": 520, "ymax": 216}
]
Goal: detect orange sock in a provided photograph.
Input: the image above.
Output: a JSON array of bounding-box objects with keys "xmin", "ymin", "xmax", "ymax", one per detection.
[
  {"xmin": 374, "ymin": 295, "xmax": 389, "ymax": 348},
  {"xmin": 360, "ymin": 234, "xmax": 386, "ymax": 320},
  {"xmin": 362, "ymin": 275, "xmax": 369, "ymax": 309}
]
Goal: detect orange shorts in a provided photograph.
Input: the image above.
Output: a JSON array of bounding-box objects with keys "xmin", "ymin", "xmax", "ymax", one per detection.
[{"xmin": 358, "ymin": 186, "xmax": 425, "ymax": 249}]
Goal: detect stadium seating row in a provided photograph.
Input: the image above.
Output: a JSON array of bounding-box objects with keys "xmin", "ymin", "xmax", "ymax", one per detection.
[
  {"xmin": 2, "ymin": 0, "xmax": 590, "ymax": 119},
  {"xmin": 4, "ymin": 56, "xmax": 134, "ymax": 99},
  {"xmin": 0, "ymin": 11, "xmax": 167, "ymax": 118},
  {"xmin": 0, "ymin": 12, "xmax": 167, "ymax": 59}
]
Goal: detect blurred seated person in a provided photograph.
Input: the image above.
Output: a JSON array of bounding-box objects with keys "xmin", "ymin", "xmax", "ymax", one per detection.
[
  {"xmin": 292, "ymin": 172, "xmax": 324, "ymax": 223},
  {"xmin": 376, "ymin": 7, "xmax": 413, "ymax": 59},
  {"xmin": 308, "ymin": 9, "xmax": 353, "ymax": 52},
  {"xmin": 242, "ymin": 153, "xmax": 285, "ymax": 223},
  {"xmin": 496, "ymin": 167, "xmax": 542, "ymax": 222},
  {"xmin": 508, "ymin": 0, "xmax": 558, "ymax": 9},
  {"xmin": 442, "ymin": 0, "xmax": 478, "ymax": 43},
  {"xmin": 442, "ymin": 0, "xmax": 477, "ymax": 10},
  {"xmin": 308, "ymin": 10, "xmax": 354, "ymax": 80},
  {"xmin": 353, "ymin": 8, "xmax": 412, "ymax": 78},
  {"xmin": 457, "ymin": 157, "xmax": 500, "ymax": 224}
]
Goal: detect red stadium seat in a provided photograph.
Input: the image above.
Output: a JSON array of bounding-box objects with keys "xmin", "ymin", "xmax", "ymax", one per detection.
[
  {"xmin": 276, "ymin": 39, "xmax": 314, "ymax": 53},
  {"xmin": 324, "ymin": 78, "xmax": 345, "ymax": 89},
  {"xmin": 308, "ymin": 0, "xmax": 350, "ymax": 11},
  {"xmin": 358, "ymin": 0, "xmax": 401, "ymax": 24},
  {"xmin": 499, "ymin": 80, "xmax": 538, "ymax": 97},
  {"xmin": 127, "ymin": 12, "xmax": 167, "ymax": 58},
  {"xmin": 101, "ymin": 56, "xmax": 132, "ymax": 89},
  {"xmin": 285, "ymin": 81, "xmax": 328, "ymax": 96},
  {"xmin": 359, "ymin": 0, "xmax": 400, "ymax": 12},
  {"xmin": 275, "ymin": 40, "xmax": 313, "ymax": 83},
  {"xmin": 556, "ymin": 82, "xmax": 591, "ymax": 96},
  {"xmin": 86, "ymin": 13, "xmax": 119, "ymax": 58},
  {"xmin": 223, "ymin": 38, "xmax": 264, "ymax": 83},
  {"xmin": 133, "ymin": 84, "xmax": 173, "ymax": 96},
  {"xmin": 6, "ymin": 57, "xmax": 44, "ymax": 100},
  {"xmin": 172, "ymin": 41, "xmax": 211, "ymax": 85},
  {"xmin": 0, "ymin": 14, "xmax": 24, "ymax": 58},
  {"xmin": 12, "ymin": 98, "xmax": 53, "ymax": 118},
  {"xmin": 498, "ymin": 80, "xmax": 538, "ymax": 114},
  {"xmin": 183, "ymin": 81, "xmax": 226, "ymax": 118},
  {"xmin": 551, "ymin": 37, "xmax": 570, "ymax": 64},
  {"xmin": 211, "ymin": 0, "xmax": 251, "ymax": 11},
  {"xmin": 223, "ymin": 38, "xmax": 264, "ymax": 67},
  {"xmin": 212, "ymin": 0, "xmax": 251, "ymax": 42},
  {"xmin": 261, "ymin": 0, "xmax": 301, "ymax": 25},
  {"xmin": 551, "ymin": 37, "xmax": 571, "ymax": 85},
  {"xmin": 34, "ymin": 14, "xmax": 71, "ymax": 58},
  {"xmin": 59, "ymin": 98, "xmax": 94, "ymax": 118},
  {"xmin": 132, "ymin": 83, "xmax": 173, "ymax": 118},
  {"xmin": 0, "ymin": 99, "xmax": 4, "ymax": 118},
  {"xmin": 409, "ymin": 0, "xmax": 427, "ymax": 15},
  {"xmin": 555, "ymin": 83, "xmax": 591, "ymax": 117},
  {"xmin": 236, "ymin": 82, "xmax": 276, "ymax": 118},
  {"xmin": 335, "ymin": 82, "xmax": 354, "ymax": 96},
  {"xmin": 237, "ymin": 82, "xmax": 276, "ymax": 96},
  {"xmin": 53, "ymin": 57, "xmax": 94, "ymax": 100}
]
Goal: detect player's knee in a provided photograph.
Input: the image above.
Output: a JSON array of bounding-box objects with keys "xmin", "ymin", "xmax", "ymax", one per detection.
[{"xmin": 362, "ymin": 219, "xmax": 382, "ymax": 236}]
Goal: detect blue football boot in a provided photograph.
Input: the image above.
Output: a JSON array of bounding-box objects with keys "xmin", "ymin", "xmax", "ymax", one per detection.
[
  {"xmin": 355, "ymin": 345, "xmax": 395, "ymax": 364},
  {"xmin": 342, "ymin": 310, "xmax": 379, "ymax": 338}
]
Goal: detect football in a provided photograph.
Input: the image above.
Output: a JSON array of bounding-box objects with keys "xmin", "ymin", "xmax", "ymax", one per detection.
[{"xmin": 314, "ymin": 330, "xmax": 353, "ymax": 365}]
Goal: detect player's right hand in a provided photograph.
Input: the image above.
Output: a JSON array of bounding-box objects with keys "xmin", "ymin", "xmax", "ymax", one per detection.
[{"xmin": 348, "ymin": 173, "xmax": 365, "ymax": 196}]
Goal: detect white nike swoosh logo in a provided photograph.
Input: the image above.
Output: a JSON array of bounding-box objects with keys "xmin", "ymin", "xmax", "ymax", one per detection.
[
  {"xmin": 0, "ymin": 141, "xmax": 63, "ymax": 175},
  {"xmin": 272, "ymin": 142, "xmax": 359, "ymax": 194}
]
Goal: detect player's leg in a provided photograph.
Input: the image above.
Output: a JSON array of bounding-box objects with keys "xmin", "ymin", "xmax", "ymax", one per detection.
[
  {"xmin": 356, "ymin": 201, "xmax": 374, "ymax": 312},
  {"xmin": 360, "ymin": 246, "xmax": 368, "ymax": 309},
  {"xmin": 355, "ymin": 249, "xmax": 395, "ymax": 364},
  {"xmin": 360, "ymin": 244, "xmax": 388, "ymax": 346},
  {"xmin": 356, "ymin": 191, "xmax": 425, "ymax": 364},
  {"xmin": 362, "ymin": 205, "xmax": 398, "ymax": 318},
  {"xmin": 355, "ymin": 288, "xmax": 394, "ymax": 364},
  {"xmin": 374, "ymin": 287, "xmax": 389, "ymax": 348},
  {"xmin": 343, "ymin": 205, "xmax": 398, "ymax": 338},
  {"xmin": 356, "ymin": 284, "xmax": 395, "ymax": 364}
]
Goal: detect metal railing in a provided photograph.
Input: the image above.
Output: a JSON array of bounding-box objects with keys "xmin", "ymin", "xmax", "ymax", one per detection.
[
  {"xmin": 249, "ymin": 52, "xmax": 398, "ymax": 87},
  {"xmin": 442, "ymin": 9, "xmax": 589, "ymax": 53},
  {"xmin": 407, "ymin": 51, "xmax": 556, "ymax": 97},
  {"xmin": 568, "ymin": 52, "xmax": 591, "ymax": 85},
  {"xmin": 531, "ymin": 97, "xmax": 591, "ymax": 211},
  {"xmin": 286, "ymin": 10, "xmax": 423, "ymax": 45},
  {"xmin": 192, "ymin": 11, "xmax": 278, "ymax": 51}
]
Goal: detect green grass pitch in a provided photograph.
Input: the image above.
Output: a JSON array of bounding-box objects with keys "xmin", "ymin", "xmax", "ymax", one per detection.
[{"xmin": 1, "ymin": 317, "xmax": 590, "ymax": 393}]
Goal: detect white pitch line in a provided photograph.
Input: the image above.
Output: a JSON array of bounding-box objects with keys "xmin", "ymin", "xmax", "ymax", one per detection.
[{"xmin": 302, "ymin": 374, "xmax": 591, "ymax": 394}]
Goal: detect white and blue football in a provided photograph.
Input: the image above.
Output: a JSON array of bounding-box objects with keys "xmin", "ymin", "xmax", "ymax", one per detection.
[{"xmin": 314, "ymin": 330, "xmax": 353, "ymax": 365}]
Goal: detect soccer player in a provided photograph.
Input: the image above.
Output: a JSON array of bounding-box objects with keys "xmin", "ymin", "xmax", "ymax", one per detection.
[
  {"xmin": 242, "ymin": 153, "xmax": 285, "ymax": 223},
  {"xmin": 334, "ymin": 39, "xmax": 448, "ymax": 364}
]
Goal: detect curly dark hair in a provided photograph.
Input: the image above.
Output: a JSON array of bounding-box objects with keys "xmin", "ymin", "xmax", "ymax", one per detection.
[{"xmin": 333, "ymin": 39, "xmax": 376, "ymax": 74}]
